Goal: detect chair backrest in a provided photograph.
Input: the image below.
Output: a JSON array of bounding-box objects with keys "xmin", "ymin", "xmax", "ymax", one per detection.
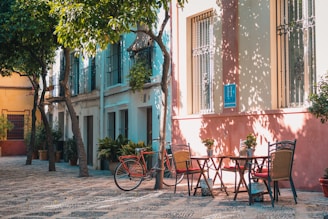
[
  {"xmin": 270, "ymin": 149, "xmax": 293, "ymax": 181},
  {"xmin": 267, "ymin": 139, "xmax": 297, "ymax": 180},
  {"xmin": 170, "ymin": 143, "xmax": 192, "ymax": 171},
  {"xmin": 276, "ymin": 140, "xmax": 296, "ymax": 160}
]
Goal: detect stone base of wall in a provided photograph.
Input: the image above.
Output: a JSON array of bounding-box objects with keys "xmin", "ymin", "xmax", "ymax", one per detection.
[{"xmin": 0, "ymin": 140, "xmax": 26, "ymax": 156}]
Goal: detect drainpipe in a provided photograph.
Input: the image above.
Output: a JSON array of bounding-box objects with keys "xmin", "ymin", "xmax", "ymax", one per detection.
[{"xmin": 99, "ymin": 50, "xmax": 105, "ymax": 139}]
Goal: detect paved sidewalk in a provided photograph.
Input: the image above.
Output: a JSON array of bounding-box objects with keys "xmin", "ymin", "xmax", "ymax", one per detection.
[{"xmin": 0, "ymin": 156, "xmax": 327, "ymax": 219}]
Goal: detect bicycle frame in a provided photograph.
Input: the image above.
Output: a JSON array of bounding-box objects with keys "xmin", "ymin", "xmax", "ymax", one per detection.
[
  {"xmin": 118, "ymin": 149, "xmax": 172, "ymax": 178},
  {"xmin": 114, "ymin": 146, "xmax": 184, "ymax": 191}
]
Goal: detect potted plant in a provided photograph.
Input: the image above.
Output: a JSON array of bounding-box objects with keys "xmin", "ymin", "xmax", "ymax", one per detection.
[
  {"xmin": 309, "ymin": 73, "xmax": 328, "ymax": 196},
  {"xmin": 319, "ymin": 168, "xmax": 328, "ymax": 198},
  {"xmin": 52, "ymin": 127, "xmax": 62, "ymax": 162},
  {"xmin": 97, "ymin": 134, "xmax": 128, "ymax": 172},
  {"xmin": 202, "ymin": 138, "xmax": 215, "ymax": 156},
  {"xmin": 244, "ymin": 133, "xmax": 257, "ymax": 157},
  {"xmin": 66, "ymin": 137, "xmax": 78, "ymax": 166},
  {"xmin": 120, "ymin": 140, "xmax": 151, "ymax": 156},
  {"xmin": 35, "ymin": 123, "xmax": 47, "ymax": 160}
]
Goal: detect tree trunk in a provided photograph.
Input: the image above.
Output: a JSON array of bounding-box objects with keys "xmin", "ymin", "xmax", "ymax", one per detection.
[
  {"xmin": 62, "ymin": 48, "xmax": 89, "ymax": 177},
  {"xmin": 39, "ymin": 68, "xmax": 56, "ymax": 171},
  {"xmin": 152, "ymin": 10, "xmax": 171, "ymax": 189},
  {"xmin": 26, "ymin": 76, "xmax": 39, "ymax": 165}
]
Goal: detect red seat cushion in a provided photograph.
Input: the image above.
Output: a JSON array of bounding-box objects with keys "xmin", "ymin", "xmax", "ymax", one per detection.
[
  {"xmin": 176, "ymin": 167, "xmax": 200, "ymax": 174},
  {"xmin": 223, "ymin": 165, "xmax": 245, "ymax": 170},
  {"xmin": 254, "ymin": 172, "xmax": 268, "ymax": 178}
]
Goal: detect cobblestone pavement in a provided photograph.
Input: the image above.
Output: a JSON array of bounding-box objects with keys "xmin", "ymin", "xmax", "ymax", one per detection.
[{"xmin": 0, "ymin": 156, "xmax": 327, "ymax": 219}]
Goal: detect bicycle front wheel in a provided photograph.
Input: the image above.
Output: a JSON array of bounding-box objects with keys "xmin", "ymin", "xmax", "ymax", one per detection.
[
  {"xmin": 114, "ymin": 159, "xmax": 144, "ymax": 191},
  {"xmin": 163, "ymin": 155, "xmax": 184, "ymax": 186}
]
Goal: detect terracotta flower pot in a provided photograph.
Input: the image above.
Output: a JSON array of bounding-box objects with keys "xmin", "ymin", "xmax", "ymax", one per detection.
[
  {"xmin": 38, "ymin": 150, "xmax": 48, "ymax": 160},
  {"xmin": 319, "ymin": 178, "xmax": 328, "ymax": 198},
  {"xmin": 69, "ymin": 158, "xmax": 78, "ymax": 166},
  {"xmin": 55, "ymin": 151, "xmax": 62, "ymax": 162}
]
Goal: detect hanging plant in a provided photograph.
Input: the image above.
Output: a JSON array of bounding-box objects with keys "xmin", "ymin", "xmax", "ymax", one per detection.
[{"xmin": 127, "ymin": 59, "xmax": 152, "ymax": 92}]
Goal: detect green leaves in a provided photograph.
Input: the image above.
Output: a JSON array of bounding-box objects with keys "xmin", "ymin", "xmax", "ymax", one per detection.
[
  {"xmin": 0, "ymin": 115, "xmax": 14, "ymax": 140},
  {"xmin": 50, "ymin": 0, "xmax": 187, "ymax": 55},
  {"xmin": 127, "ymin": 59, "xmax": 152, "ymax": 93},
  {"xmin": 0, "ymin": 0, "xmax": 58, "ymax": 76},
  {"xmin": 309, "ymin": 74, "xmax": 328, "ymax": 123}
]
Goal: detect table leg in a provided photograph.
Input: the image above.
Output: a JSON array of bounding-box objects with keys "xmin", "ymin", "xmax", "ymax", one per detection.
[
  {"xmin": 211, "ymin": 157, "xmax": 229, "ymax": 196},
  {"xmin": 193, "ymin": 159, "xmax": 214, "ymax": 198},
  {"xmin": 233, "ymin": 162, "xmax": 249, "ymax": 200}
]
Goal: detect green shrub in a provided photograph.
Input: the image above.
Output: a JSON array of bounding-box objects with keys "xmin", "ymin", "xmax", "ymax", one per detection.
[
  {"xmin": 0, "ymin": 115, "xmax": 14, "ymax": 140},
  {"xmin": 97, "ymin": 134, "xmax": 128, "ymax": 162},
  {"xmin": 120, "ymin": 140, "xmax": 152, "ymax": 156},
  {"xmin": 309, "ymin": 73, "xmax": 328, "ymax": 123}
]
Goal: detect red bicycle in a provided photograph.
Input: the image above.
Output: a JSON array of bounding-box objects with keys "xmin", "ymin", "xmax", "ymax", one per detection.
[{"xmin": 114, "ymin": 146, "xmax": 184, "ymax": 191}]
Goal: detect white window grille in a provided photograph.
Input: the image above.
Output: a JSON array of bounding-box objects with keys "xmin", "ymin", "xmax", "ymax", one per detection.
[
  {"xmin": 277, "ymin": 0, "xmax": 316, "ymax": 107},
  {"xmin": 191, "ymin": 11, "xmax": 214, "ymax": 114}
]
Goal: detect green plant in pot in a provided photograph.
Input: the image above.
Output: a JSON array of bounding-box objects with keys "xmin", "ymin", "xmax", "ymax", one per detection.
[
  {"xmin": 66, "ymin": 137, "xmax": 78, "ymax": 165},
  {"xmin": 97, "ymin": 134, "xmax": 128, "ymax": 171},
  {"xmin": 319, "ymin": 168, "xmax": 328, "ymax": 197},
  {"xmin": 244, "ymin": 133, "xmax": 257, "ymax": 157},
  {"xmin": 35, "ymin": 123, "xmax": 47, "ymax": 160},
  {"xmin": 52, "ymin": 127, "xmax": 62, "ymax": 162},
  {"xmin": 202, "ymin": 138, "xmax": 214, "ymax": 156},
  {"xmin": 120, "ymin": 140, "xmax": 151, "ymax": 155},
  {"xmin": 309, "ymin": 73, "xmax": 328, "ymax": 197}
]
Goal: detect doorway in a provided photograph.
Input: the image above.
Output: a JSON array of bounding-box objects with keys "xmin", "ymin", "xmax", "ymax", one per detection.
[{"xmin": 86, "ymin": 116, "xmax": 93, "ymax": 166}]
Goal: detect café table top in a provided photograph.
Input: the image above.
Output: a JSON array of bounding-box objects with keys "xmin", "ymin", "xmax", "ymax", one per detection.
[
  {"xmin": 228, "ymin": 155, "xmax": 270, "ymax": 160},
  {"xmin": 191, "ymin": 155, "xmax": 229, "ymax": 160}
]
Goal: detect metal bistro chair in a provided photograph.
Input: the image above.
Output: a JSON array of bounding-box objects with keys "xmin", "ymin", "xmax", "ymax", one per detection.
[
  {"xmin": 170, "ymin": 143, "xmax": 201, "ymax": 196},
  {"xmin": 249, "ymin": 140, "xmax": 297, "ymax": 207},
  {"xmin": 221, "ymin": 139, "xmax": 247, "ymax": 192}
]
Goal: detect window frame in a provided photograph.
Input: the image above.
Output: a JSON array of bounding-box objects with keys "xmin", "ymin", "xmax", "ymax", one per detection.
[
  {"xmin": 106, "ymin": 39, "xmax": 123, "ymax": 87},
  {"xmin": 276, "ymin": 0, "xmax": 316, "ymax": 108},
  {"xmin": 7, "ymin": 114, "xmax": 24, "ymax": 140},
  {"xmin": 190, "ymin": 10, "xmax": 215, "ymax": 114}
]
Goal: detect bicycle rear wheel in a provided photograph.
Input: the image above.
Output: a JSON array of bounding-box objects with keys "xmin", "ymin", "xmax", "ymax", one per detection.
[
  {"xmin": 114, "ymin": 159, "xmax": 144, "ymax": 191},
  {"xmin": 163, "ymin": 155, "xmax": 184, "ymax": 186}
]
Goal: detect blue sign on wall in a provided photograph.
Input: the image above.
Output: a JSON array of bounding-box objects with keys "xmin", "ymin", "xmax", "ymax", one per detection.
[{"xmin": 224, "ymin": 84, "xmax": 236, "ymax": 108}]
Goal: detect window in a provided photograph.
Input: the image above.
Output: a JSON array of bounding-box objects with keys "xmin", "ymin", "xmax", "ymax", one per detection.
[
  {"xmin": 107, "ymin": 40, "xmax": 122, "ymax": 87},
  {"xmin": 119, "ymin": 110, "xmax": 128, "ymax": 138},
  {"xmin": 108, "ymin": 112, "xmax": 115, "ymax": 139},
  {"xmin": 191, "ymin": 11, "xmax": 214, "ymax": 114},
  {"xmin": 70, "ymin": 54, "xmax": 80, "ymax": 96},
  {"xmin": 90, "ymin": 57, "xmax": 96, "ymax": 91},
  {"xmin": 59, "ymin": 51, "xmax": 65, "ymax": 97},
  {"xmin": 276, "ymin": 0, "xmax": 316, "ymax": 107},
  {"xmin": 80, "ymin": 58, "xmax": 96, "ymax": 94},
  {"xmin": 7, "ymin": 115, "xmax": 24, "ymax": 139}
]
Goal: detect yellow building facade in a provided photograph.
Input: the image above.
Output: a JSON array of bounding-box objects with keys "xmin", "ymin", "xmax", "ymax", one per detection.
[{"xmin": 0, "ymin": 74, "xmax": 39, "ymax": 156}]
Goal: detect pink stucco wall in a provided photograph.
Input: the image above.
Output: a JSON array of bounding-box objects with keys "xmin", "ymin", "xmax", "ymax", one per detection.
[{"xmin": 172, "ymin": 109, "xmax": 328, "ymax": 192}]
